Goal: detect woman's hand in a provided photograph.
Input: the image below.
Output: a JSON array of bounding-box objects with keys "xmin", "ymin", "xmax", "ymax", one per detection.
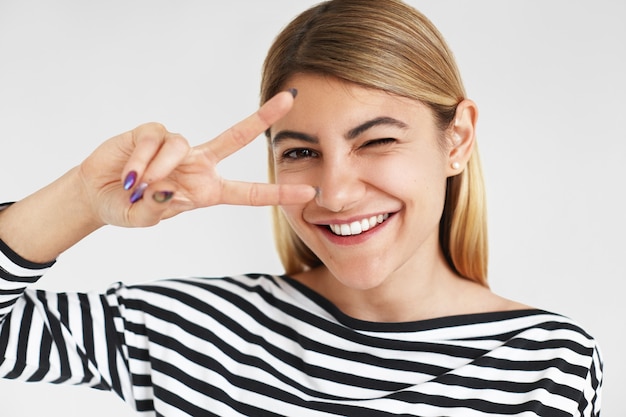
[{"xmin": 80, "ymin": 90, "xmax": 315, "ymax": 228}]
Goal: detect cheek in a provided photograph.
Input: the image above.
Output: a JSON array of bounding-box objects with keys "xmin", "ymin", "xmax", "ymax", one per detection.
[
  {"xmin": 279, "ymin": 205, "xmax": 305, "ymax": 234},
  {"xmin": 367, "ymin": 155, "xmax": 447, "ymax": 198},
  {"xmin": 274, "ymin": 164, "xmax": 315, "ymax": 186}
]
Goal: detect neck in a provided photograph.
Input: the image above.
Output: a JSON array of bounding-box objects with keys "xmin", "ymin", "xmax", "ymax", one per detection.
[{"xmin": 296, "ymin": 249, "xmax": 474, "ymax": 323}]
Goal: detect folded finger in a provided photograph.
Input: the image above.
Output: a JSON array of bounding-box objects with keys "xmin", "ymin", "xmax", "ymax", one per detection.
[
  {"xmin": 120, "ymin": 122, "xmax": 170, "ymax": 187},
  {"xmin": 141, "ymin": 132, "xmax": 190, "ymax": 184}
]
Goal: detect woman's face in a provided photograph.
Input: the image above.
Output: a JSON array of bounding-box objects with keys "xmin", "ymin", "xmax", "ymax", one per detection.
[{"xmin": 271, "ymin": 73, "xmax": 456, "ymax": 290}]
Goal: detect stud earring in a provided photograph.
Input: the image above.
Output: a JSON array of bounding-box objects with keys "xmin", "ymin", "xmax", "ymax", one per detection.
[{"xmin": 451, "ymin": 162, "xmax": 460, "ymax": 170}]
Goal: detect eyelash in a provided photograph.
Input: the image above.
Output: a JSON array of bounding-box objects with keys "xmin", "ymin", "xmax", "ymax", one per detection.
[
  {"xmin": 279, "ymin": 138, "xmax": 396, "ymax": 162},
  {"xmin": 280, "ymin": 148, "xmax": 319, "ymax": 161},
  {"xmin": 361, "ymin": 138, "xmax": 396, "ymax": 148}
]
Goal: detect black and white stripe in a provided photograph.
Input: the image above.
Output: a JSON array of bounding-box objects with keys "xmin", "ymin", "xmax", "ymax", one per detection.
[{"xmin": 0, "ymin": 241, "xmax": 602, "ymax": 416}]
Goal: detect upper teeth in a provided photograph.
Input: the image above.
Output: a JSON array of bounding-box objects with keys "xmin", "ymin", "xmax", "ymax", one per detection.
[{"xmin": 329, "ymin": 214, "xmax": 389, "ymax": 236}]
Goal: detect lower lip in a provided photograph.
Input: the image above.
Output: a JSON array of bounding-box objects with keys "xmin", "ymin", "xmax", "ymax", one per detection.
[{"xmin": 319, "ymin": 215, "xmax": 392, "ymax": 246}]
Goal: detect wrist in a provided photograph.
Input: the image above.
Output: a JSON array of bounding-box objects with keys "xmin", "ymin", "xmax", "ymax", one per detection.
[{"xmin": 0, "ymin": 166, "xmax": 104, "ymax": 263}]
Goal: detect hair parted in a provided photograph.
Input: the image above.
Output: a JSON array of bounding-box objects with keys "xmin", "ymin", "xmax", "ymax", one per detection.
[{"xmin": 261, "ymin": 0, "xmax": 489, "ymax": 286}]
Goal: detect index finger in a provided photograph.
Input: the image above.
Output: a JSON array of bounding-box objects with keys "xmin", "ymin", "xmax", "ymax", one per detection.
[
  {"xmin": 199, "ymin": 90, "xmax": 296, "ymax": 162},
  {"xmin": 220, "ymin": 180, "xmax": 316, "ymax": 206}
]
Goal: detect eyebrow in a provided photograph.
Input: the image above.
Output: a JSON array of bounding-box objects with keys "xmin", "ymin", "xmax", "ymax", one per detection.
[
  {"xmin": 271, "ymin": 116, "xmax": 408, "ymax": 147},
  {"xmin": 346, "ymin": 116, "xmax": 408, "ymax": 139}
]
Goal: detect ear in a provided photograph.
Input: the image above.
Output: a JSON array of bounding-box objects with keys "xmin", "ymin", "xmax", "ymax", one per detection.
[{"xmin": 446, "ymin": 99, "xmax": 478, "ymax": 177}]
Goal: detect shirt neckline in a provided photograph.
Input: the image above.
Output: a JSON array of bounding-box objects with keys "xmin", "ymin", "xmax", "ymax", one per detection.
[{"xmin": 279, "ymin": 274, "xmax": 547, "ymax": 333}]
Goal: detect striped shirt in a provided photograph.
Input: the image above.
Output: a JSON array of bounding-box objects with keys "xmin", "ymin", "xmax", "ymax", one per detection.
[{"xmin": 0, "ymin": 238, "xmax": 603, "ymax": 416}]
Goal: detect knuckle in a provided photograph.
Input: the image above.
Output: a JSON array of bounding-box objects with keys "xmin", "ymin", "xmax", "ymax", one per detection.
[
  {"xmin": 167, "ymin": 133, "xmax": 190, "ymax": 152},
  {"xmin": 133, "ymin": 124, "xmax": 164, "ymax": 145},
  {"xmin": 277, "ymin": 185, "xmax": 286, "ymax": 205},
  {"xmin": 134, "ymin": 122, "xmax": 167, "ymax": 144},
  {"xmin": 142, "ymin": 121, "xmax": 167, "ymax": 133},
  {"xmin": 138, "ymin": 134, "xmax": 161, "ymax": 148},
  {"xmin": 248, "ymin": 184, "xmax": 260, "ymax": 206},
  {"xmin": 229, "ymin": 124, "xmax": 254, "ymax": 148}
]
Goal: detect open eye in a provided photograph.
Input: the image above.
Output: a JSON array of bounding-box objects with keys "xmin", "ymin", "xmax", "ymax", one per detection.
[{"xmin": 281, "ymin": 148, "xmax": 319, "ymax": 161}]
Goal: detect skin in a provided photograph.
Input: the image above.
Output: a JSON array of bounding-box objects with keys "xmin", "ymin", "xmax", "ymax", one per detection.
[
  {"xmin": 0, "ymin": 91, "xmax": 315, "ymax": 262},
  {"xmin": 272, "ymin": 74, "xmax": 526, "ymax": 322},
  {"xmin": 0, "ymin": 78, "xmax": 526, "ymax": 322}
]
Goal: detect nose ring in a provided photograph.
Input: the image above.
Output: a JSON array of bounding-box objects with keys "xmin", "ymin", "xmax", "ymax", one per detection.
[{"xmin": 314, "ymin": 186, "xmax": 323, "ymax": 206}]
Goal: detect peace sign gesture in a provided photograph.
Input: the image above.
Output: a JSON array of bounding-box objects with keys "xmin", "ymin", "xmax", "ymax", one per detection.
[{"xmin": 80, "ymin": 90, "xmax": 315, "ymax": 228}]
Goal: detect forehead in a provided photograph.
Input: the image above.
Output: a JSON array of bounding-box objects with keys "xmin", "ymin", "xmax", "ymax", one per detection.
[{"xmin": 273, "ymin": 73, "xmax": 435, "ymax": 134}]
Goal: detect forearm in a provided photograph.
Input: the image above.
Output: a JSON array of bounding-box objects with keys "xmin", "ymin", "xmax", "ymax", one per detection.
[
  {"xmin": 0, "ymin": 166, "xmax": 104, "ymax": 263},
  {"xmin": 0, "ymin": 242, "xmax": 133, "ymax": 400}
]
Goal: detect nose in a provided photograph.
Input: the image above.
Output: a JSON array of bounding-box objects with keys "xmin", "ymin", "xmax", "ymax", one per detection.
[{"xmin": 315, "ymin": 159, "xmax": 366, "ymax": 213}]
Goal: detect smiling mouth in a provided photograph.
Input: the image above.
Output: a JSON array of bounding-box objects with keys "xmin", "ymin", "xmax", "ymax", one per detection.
[{"xmin": 328, "ymin": 214, "xmax": 390, "ymax": 236}]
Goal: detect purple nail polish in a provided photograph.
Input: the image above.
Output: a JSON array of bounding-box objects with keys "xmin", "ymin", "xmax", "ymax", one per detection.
[
  {"xmin": 129, "ymin": 182, "xmax": 148, "ymax": 204},
  {"xmin": 288, "ymin": 88, "xmax": 298, "ymax": 98},
  {"xmin": 153, "ymin": 191, "xmax": 174, "ymax": 203},
  {"xmin": 123, "ymin": 171, "xmax": 137, "ymax": 190}
]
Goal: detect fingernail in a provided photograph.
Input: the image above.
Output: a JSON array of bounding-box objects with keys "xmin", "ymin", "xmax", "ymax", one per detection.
[
  {"xmin": 153, "ymin": 191, "xmax": 174, "ymax": 204},
  {"xmin": 287, "ymin": 88, "xmax": 298, "ymax": 98},
  {"xmin": 123, "ymin": 171, "xmax": 137, "ymax": 190},
  {"xmin": 129, "ymin": 182, "xmax": 148, "ymax": 204}
]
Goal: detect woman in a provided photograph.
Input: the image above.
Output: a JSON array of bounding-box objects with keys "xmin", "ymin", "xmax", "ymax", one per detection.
[{"xmin": 0, "ymin": 0, "xmax": 602, "ymax": 416}]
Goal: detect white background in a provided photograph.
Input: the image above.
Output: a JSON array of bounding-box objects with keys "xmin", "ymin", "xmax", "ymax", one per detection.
[{"xmin": 1, "ymin": 1, "xmax": 623, "ymax": 415}]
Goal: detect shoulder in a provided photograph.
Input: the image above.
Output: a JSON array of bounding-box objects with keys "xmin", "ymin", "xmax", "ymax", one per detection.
[
  {"xmin": 468, "ymin": 286, "xmax": 601, "ymax": 356},
  {"xmin": 505, "ymin": 310, "xmax": 604, "ymax": 397},
  {"xmin": 434, "ymin": 307, "xmax": 602, "ymax": 363},
  {"xmin": 484, "ymin": 308, "xmax": 600, "ymax": 348},
  {"xmin": 104, "ymin": 273, "xmax": 294, "ymax": 313},
  {"xmin": 108, "ymin": 273, "xmax": 286, "ymax": 298},
  {"xmin": 489, "ymin": 309, "xmax": 603, "ymax": 380},
  {"xmin": 517, "ymin": 310, "xmax": 599, "ymax": 350}
]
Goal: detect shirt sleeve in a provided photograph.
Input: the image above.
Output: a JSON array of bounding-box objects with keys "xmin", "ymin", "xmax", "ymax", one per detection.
[
  {"xmin": 579, "ymin": 342, "xmax": 603, "ymax": 417},
  {"xmin": 0, "ymin": 237, "xmax": 138, "ymax": 410}
]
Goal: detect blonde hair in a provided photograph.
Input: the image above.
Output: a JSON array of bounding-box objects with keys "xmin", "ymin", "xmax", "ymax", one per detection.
[{"xmin": 261, "ymin": 0, "xmax": 488, "ymax": 286}]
